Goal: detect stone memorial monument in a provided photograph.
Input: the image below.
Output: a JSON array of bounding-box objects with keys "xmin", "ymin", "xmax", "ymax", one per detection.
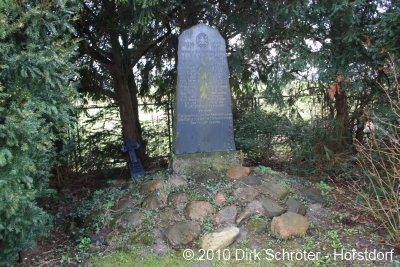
[{"xmin": 172, "ymin": 24, "xmax": 239, "ymax": 173}]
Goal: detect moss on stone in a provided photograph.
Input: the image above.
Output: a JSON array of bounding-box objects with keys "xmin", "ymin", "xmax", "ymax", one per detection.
[
  {"xmin": 246, "ymin": 218, "xmax": 267, "ymax": 235},
  {"xmin": 129, "ymin": 232, "xmax": 153, "ymax": 246}
]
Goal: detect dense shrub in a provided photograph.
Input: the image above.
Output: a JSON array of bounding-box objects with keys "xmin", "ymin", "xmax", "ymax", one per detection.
[
  {"xmin": 234, "ymin": 109, "xmax": 291, "ymax": 162},
  {"xmin": 234, "ymin": 107, "xmax": 348, "ymax": 176},
  {"xmin": 74, "ymin": 104, "xmax": 124, "ymax": 175},
  {"xmin": 0, "ymin": 0, "xmax": 79, "ymax": 264},
  {"xmin": 352, "ymin": 59, "xmax": 400, "ymax": 246},
  {"xmin": 284, "ymin": 119, "xmax": 351, "ymax": 177}
]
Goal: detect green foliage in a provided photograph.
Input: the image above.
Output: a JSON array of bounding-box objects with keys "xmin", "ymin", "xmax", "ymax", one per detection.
[
  {"xmin": 234, "ymin": 108, "xmax": 291, "ymax": 161},
  {"xmin": 284, "ymin": 119, "xmax": 350, "ymax": 176},
  {"xmin": 70, "ymin": 187, "xmax": 120, "ymax": 233},
  {"xmin": 75, "ymin": 236, "xmax": 91, "ymax": 262},
  {"xmin": 234, "ymin": 104, "xmax": 352, "ymax": 177},
  {"xmin": 74, "ymin": 104, "xmax": 124, "ymax": 175},
  {"xmin": 75, "ymin": 0, "xmax": 400, "ymax": 162},
  {"xmin": 255, "ymin": 1, "xmax": 400, "ymax": 150},
  {"xmin": 73, "ymin": 103, "xmax": 170, "ymax": 174},
  {"xmin": 141, "ymin": 114, "xmax": 170, "ymax": 158},
  {"xmin": 254, "ymin": 165, "xmax": 272, "ymax": 174},
  {"xmin": 0, "ymin": 0, "xmax": 79, "ymax": 264}
]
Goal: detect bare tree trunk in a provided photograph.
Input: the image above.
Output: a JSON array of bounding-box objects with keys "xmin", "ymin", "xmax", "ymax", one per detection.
[
  {"xmin": 334, "ymin": 85, "xmax": 351, "ymax": 147},
  {"xmin": 128, "ymin": 70, "xmax": 146, "ymax": 160},
  {"xmin": 114, "ymin": 75, "xmax": 142, "ymax": 151}
]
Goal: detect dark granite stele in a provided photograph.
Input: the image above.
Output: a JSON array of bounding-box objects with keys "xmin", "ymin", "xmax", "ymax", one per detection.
[{"xmin": 174, "ymin": 24, "xmax": 236, "ymax": 155}]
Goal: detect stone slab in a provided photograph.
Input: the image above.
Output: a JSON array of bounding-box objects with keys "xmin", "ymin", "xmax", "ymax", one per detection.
[
  {"xmin": 171, "ymin": 151, "xmax": 239, "ymax": 174},
  {"xmin": 174, "ymin": 24, "xmax": 235, "ymax": 154}
]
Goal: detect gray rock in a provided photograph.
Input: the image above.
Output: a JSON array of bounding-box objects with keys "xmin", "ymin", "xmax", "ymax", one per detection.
[
  {"xmin": 167, "ymin": 192, "xmax": 188, "ymax": 209},
  {"xmin": 305, "ymin": 203, "xmax": 330, "ymax": 230},
  {"xmin": 193, "ymin": 187, "xmax": 210, "ymax": 199},
  {"xmin": 298, "ymin": 187, "xmax": 325, "ymax": 204},
  {"xmin": 260, "ymin": 171, "xmax": 286, "ymax": 181},
  {"xmin": 142, "ymin": 192, "xmax": 167, "ymax": 210},
  {"xmin": 215, "ymin": 205, "xmax": 237, "ymax": 224},
  {"xmin": 164, "ymin": 221, "xmax": 201, "ymax": 248},
  {"xmin": 88, "ymin": 244, "xmax": 101, "ymax": 253},
  {"xmin": 257, "ymin": 196, "xmax": 286, "ymax": 217},
  {"xmin": 271, "ymin": 212, "xmax": 309, "ymax": 239},
  {"xmin": 258, "ymin": 181, "xmax": 290, "ymax": 199},
  {"xmin": 234, "ymin": 187, "xmax": 259, "ymax": 205},
  {"xmin": 168, "ymin": 174, "xmax": 187, "ymax": 187},
  {"xmin": 115, "ymin": 210, "xmax": 144, "ymax": 230},
  {"xmin": 236, "ymin": 200, "xmax": 264, "ymax": 225},
  {"xmin": 238, "ymin": 176, "xmax": 262, "ymax": 186},
  {"xmin": 235, "ymin": 226, "xmax": 248, "ymax": 243},
  {"xmin": 159, "ymin": 207, "xmax": 186, "ymax": 226},
  {"xmin": 185, "ymin": 201, "xmax": 214, "ymax": 220},
  {"xmin": 286, "ymin": 198, "xmax": 306, "ymax": 215},
  {"xmin": 140, "ymin": 178, "xmax": 164, "ymax": 195},
  {"xmin": 123, "ymin": 181, "xmax": 136, "ymax": 190},
  {"xmin": 201, "ymin": 226, "xmax": 240, "ymax": 250},
  {"xmin": 308, "ymin": 203, "xmax": 323, "ymax": 212},
  {"xmin": 115, "ymin": 198, "xmax": 137, "ymax": 212}
]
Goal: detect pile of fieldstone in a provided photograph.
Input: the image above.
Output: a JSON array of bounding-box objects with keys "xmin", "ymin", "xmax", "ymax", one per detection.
[{"xmin": 111, "ymin": 166, "xmax": 326, "ymax": 252}]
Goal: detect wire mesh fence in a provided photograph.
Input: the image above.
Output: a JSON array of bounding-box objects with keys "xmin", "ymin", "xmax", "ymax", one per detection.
[{"xmin": 70, "ymin": 92, "xmax": 330, "ymax": 173}]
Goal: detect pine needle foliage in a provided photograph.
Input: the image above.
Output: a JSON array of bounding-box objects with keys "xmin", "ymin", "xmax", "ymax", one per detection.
[{"xmin": 0, "ymin": 0, "xmax": 80, "ymax": 265}]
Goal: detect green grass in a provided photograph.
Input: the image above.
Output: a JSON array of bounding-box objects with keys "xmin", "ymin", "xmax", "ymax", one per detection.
[
  {"xmin": 88, "ymin": 248, "xmax": 278, "ymax": 267},
  {"xmin": 90, "ymin": 250, "xmax": 190, "ymax": 267}
]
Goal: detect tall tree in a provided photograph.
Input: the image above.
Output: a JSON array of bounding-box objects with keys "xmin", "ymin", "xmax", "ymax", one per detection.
[
  {"xmin": 264, "ymin": 0, "xmax": 396, "ymax": 146},
  {"xmin": 77, "ymin": 0, "xmax": 176, "ymax": 160},
  {"xmin": 77, "ymin": 0, "xmax": 295, "ymax": 158},
  {"xmin": 78, "ymin": 0, "xmax": 399, "ymax": 160},
  {"xmin": 0, "ymin": 0, "xmax": 79, "ymax": 264}
]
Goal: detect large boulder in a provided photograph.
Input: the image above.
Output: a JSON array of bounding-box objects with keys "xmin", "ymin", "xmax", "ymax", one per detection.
[
  {"xmin": 215, "ymin": 205, "xmax": 237, "ymax": 224},
  {"xmin": 286, "ymin": 198, "xmax": 307, "ymax": 215},
  {"xmin": 184, "ymin": 201, "xmax": 214, "ymax": 220},
  {"xmin": 201, "ymin": 226, "xmax": 240, "ymax": 250},
  {"xmin": 271, "ymin": 212, "xmax": 309, "ymax": 239},
  {"xmin": 258, "ymin": 181, "xmax": 290, "ymax": 199},
  {"xmin": 167, "ymin": 192, "xmax": 188, "ymax": 210},
  {"xmin": 140, "ymin": 178, "xmax": 164, "ymax": 195},
  {"xmin": 238, "ymin": 176, "xmax": 262, "ymax": 186},
  {"xmin": 142, "ymin": 192, "xmax": 168, "ymax": 210},
  {"xmin": 226, "ymin": 166, "xmax": 250, "ymax": 180},
  {"xmin": 246, "ymin": 217, "xmax": 267, "ymax": 235},
  {"xmin": 111, "ymin": 209, "xmax": 144, "ymax": 230},
  {"xmin": 234, "ymin": 187, "xmax": 259, "ymax": 205},
  {"xmin": 115, "ymin": 198, "xmax": 138, "ymax": 212},
  {"xmin": 236, "ymin": 200, "xmax": 264, "ymax": 225},
  {"xmin": 164, "ymin": 221, "xmax": 201, "ymax": 248},
  {"xmin": 298, "ymin": 187, "xmax": 325, "ymax": 204},
  {"xmin": 257, "ymin": 196, "xmax": 286, "ymax": 217},
  {"xmin": 159, "ymin": 207, "xmax": 186, "ymax": 226},
  {"xmin": 168, "ymin": 174, "xmax": 187, "ymax": 187}
]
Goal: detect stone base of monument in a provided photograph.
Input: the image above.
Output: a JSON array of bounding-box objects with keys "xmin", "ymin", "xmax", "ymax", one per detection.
[{"xmin": 171, "ymin": 151, "xmax": 240, "ymax": 174}]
